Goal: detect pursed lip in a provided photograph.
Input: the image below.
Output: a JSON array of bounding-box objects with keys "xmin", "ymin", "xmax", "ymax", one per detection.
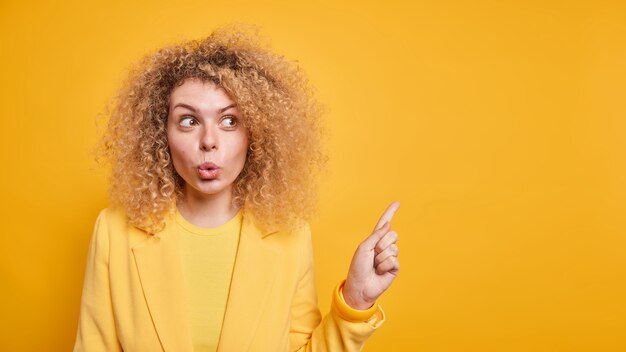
[
  {"xmin": 197, "ymin": 162, "xmax": 221, "ymax": 179},
  {"xmin": 198, "ymin": 162, "xmax": 220, "ymax": 171}
]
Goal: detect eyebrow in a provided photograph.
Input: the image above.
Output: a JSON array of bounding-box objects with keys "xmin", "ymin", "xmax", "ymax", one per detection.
[{"xmin": 172, "ymin": 103, "xmax": 237, "ymax": 114}]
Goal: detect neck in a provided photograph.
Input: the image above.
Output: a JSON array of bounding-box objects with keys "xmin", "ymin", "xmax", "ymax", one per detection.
[{"xmin": 177, "ymin": 186, "xmax": 240, "ymax": 228}]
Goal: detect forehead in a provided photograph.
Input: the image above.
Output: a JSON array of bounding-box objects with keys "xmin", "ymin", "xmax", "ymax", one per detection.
[{"xmin": 169, "ymin": 78, "xmax": 236, "ymax": 109}]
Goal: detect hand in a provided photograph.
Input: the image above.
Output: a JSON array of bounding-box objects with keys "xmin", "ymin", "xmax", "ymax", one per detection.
[{"xmin": 343, "ymin": 201, "xmax": 400, "ymax": 310}]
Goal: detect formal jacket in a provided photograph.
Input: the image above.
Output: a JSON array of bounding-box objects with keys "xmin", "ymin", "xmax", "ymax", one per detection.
[{"xmin": 74, "ymin": 208, "xmax": 385, "ymax": 351}]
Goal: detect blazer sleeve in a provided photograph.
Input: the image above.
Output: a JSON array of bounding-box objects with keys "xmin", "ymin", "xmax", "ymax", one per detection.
[
  {"xmin": 289, "ymin": 224, "xmax": 385, "ymax": 352},
  {"xmin": 74, "ymin": 209, "xmax": 123, "ymax": 352}
]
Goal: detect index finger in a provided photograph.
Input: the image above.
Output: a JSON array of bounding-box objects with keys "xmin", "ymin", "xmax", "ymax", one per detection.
[{"xmin": 374, "ymin": 201, "xmax": 400, "ymax": 231}]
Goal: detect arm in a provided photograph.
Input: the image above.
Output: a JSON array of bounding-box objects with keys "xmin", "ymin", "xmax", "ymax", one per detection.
[
  {"xmin": 289, "ymin": 225, "xmax": 385, "ymax": 352},
  {"xmin": 74, "ymin": 209, "xmax": 122, "ymax": 352}
]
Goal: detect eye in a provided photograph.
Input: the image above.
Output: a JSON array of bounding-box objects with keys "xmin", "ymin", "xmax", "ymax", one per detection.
[
  {"xmin": 220, "ymin": 116, "xmax": 238, "ymax": 129},
  {"xmin": 179, "ymin": 116, "xmax": 197, "ymax": 128}
]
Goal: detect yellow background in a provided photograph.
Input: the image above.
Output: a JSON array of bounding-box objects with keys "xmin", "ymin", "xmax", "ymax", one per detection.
[{"xmin": 1, "ymin": 0, "xmax": 625, "ymax": 350}]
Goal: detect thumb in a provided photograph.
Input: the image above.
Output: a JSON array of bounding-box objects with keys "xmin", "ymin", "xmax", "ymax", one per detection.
[{"xmin": 362, "ymin": 221, "xmax": 391, "ymax": 249}]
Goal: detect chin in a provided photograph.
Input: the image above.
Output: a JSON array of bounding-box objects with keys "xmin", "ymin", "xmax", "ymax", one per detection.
[{"xmin": 192, "ymin": 182, "xmax": 232, "ymax": 197}]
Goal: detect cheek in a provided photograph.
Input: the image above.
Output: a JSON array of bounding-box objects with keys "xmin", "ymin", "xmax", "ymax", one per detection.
[
  {"xmin": 237, "ymin": 137, "xmax": 249, "ymax": 164},
  {"xmin": 230, "ymin": 136, "xmax": 249, "ymax": 172},
  {"xmin": 167, "ymin": 136, "xmax": 191, "ymax": 167}
]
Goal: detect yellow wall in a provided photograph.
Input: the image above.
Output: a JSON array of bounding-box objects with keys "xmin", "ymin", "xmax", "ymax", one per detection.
[{"xmin": 1, "ymin": 0, "xmax": 625, "ymax": 350}]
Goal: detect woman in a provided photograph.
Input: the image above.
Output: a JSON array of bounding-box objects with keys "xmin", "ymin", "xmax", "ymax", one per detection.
[{"xmin": 74, "ymin": 27, "xmax": 400, "ymax": 352}]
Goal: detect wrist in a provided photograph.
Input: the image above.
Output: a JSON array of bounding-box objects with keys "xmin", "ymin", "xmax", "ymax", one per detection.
[
  {"xmin": 342, "ymin": 287, "xmax": 375, "ymax": 310},
  {"xmin": 332, "ymin": 280, "xmax": 379, "ymax": 322}
]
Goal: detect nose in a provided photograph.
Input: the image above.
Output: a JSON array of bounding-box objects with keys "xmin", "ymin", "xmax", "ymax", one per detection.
[{"xmin": 200, "ymin": 125, "xmax": 218, "ymax": 152}]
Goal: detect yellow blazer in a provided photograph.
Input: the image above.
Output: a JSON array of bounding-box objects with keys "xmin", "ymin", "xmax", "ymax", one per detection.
[{"xmin": 74, "ymin": 208, "xmax": 385, "ymax": 351}]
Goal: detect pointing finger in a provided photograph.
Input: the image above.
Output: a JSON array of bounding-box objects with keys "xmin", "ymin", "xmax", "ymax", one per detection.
[
  {"xmin": 362, "ymin": 221, "xmax": 391, "ymax": 249},
  {"xmin": 374, "ymin": 201, "xmax": 400, "ymax": 231}
]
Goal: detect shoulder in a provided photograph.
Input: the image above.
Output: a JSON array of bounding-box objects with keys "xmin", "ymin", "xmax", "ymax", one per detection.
[
  {"xmin": 243, "ymin": 211, "xmax": 312, "ymax": 251},
  {"xmin": 93, "ymin": 207, "xmax": 126, "ymax": 227},
  {"xmin": 273, "ymin": 222, "xmax": 312, "ymax": 252},
  {"xmin": 91, "ymin": 207, "xmax": 155, "ymax": 248},
  {"xmin": 261, "ymin": 219, "xmax": 314, "ymax": 269},
  {"xmin": 245, "ymin": 215, "xmax": 315, "ymax": 282}
]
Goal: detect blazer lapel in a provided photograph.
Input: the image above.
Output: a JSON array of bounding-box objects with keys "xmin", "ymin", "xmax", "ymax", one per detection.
[
  {"xmin": 132, "ymin": 220, "xmax": 194, "ymax": 352},
  {"xmin": 217, "ymin": 213, "xmax": 280, "ymax": 352},
  {"xmin": 131, "ymin": 211, "xmax": 279, "ymax": 352}
]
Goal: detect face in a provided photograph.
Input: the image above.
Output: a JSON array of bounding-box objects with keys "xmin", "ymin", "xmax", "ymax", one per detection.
[{"xmin": 167, "ymin": 79, "xmax": 249, "ymax": 200}]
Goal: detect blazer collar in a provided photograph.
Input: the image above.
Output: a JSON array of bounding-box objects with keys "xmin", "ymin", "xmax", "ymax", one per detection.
[{"xmin": 131, "ymin": 210, "xmax": 279, "ymax": 351}]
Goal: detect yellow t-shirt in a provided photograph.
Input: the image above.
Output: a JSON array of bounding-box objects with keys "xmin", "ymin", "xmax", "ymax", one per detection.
[{"xmin": 177, "ymin": 210, "xmax": 242, "ymax": 352}]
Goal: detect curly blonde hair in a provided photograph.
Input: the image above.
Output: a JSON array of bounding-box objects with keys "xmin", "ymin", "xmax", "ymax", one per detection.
[{"xmin": 97, "ymin": 27, "xmax": 325, "ymax": 234}]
